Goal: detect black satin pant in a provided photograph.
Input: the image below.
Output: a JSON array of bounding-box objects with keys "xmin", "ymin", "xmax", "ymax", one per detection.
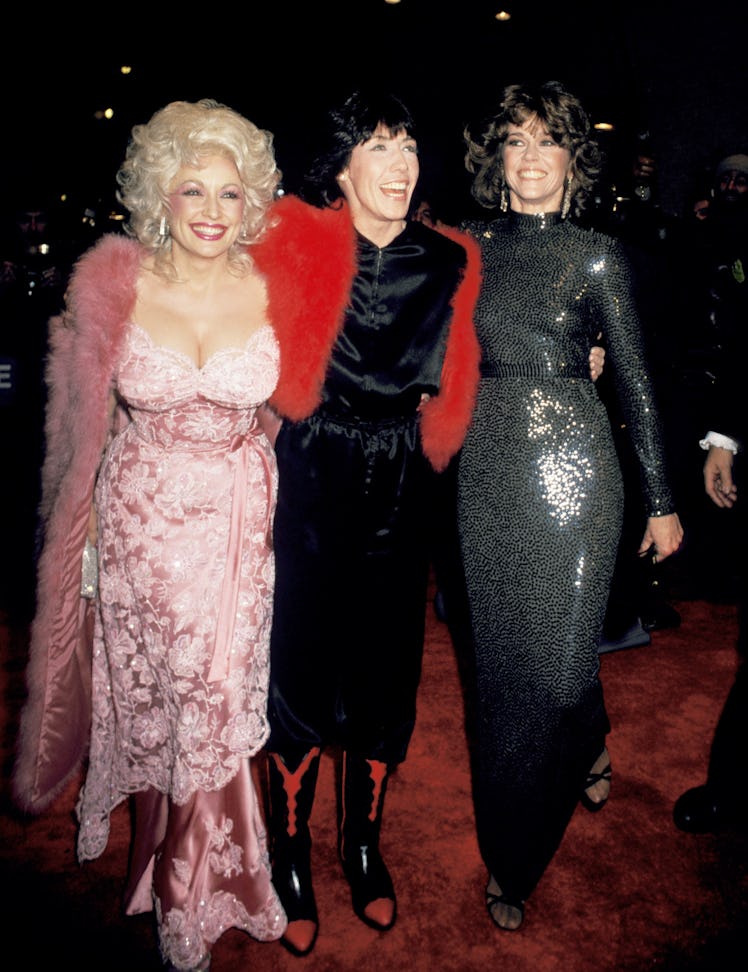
[{"xmin": 267, "ymin": 411, "xmax": 433, "ymax": 766}]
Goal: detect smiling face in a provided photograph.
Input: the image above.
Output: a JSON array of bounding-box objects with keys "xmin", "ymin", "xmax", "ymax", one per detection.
[
  {"xmin": 337, "ymin": 124, "xmax": 419, "ymax": 245},
  {"xmin": 502, "ymin": 115, "xmax": 572, "ymax": 215},
  {"xmin": 165, "ymin": 154, "xmax": 245, "ymax": 260}
]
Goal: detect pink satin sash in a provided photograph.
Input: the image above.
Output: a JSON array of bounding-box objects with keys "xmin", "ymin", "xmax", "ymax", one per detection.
[{"xmin": 207, "ymin": 424, "xmax": 274, "ymax": 683}]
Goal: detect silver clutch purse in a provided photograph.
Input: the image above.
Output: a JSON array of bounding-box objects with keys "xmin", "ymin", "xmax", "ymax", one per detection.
[{"xmin": 80, "ymin": 538, "xmax": 98, "ymax": 599}]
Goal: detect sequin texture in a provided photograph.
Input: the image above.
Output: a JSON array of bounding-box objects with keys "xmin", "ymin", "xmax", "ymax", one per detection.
[{"xmin": 457, "ymin": 211, "xmax": 675, "ymax": 902}]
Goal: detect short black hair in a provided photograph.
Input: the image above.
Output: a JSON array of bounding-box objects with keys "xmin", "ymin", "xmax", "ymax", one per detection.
[{"xmin": 302, "ymin": 90, "xmax": 417, "ymax": 208}]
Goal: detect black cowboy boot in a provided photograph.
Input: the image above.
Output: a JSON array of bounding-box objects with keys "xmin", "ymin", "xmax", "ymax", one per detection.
[
  {"xmin": 266, "ymin": 748, "xmax": 321, "ymax": 956},
  {"xmin": 339, "ymin": 752, "xmax": 397, "ymax": 931}
]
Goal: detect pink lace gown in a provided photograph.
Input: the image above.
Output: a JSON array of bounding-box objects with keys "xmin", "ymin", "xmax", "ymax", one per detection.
[{"xmin": 75, "ymin": 321, "xmax": 287, "ymax": 969}]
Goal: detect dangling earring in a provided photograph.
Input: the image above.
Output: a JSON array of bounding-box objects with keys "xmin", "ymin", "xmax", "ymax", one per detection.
[
  {"xmin": 500, "ymin": 185, "xmax": 509, "ymax": 213},
  {"xmin": 159, "ymin": 215, "xmax": 169, "ymax": 238},
  {"xmin": 237, "ymin": 221, "xmax": 250, "ymax": 244},
  {"xmin": 561, "ymin": 178, "xmax": 573, "ymax": 220}
]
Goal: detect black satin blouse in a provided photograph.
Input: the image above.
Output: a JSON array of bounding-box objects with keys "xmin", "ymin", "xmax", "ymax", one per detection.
[{"xmin": 318, "ymin": 221, "xmax": 467, "ymax": 422}]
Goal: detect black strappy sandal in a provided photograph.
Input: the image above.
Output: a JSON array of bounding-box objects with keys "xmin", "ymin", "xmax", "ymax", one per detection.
[
  {"xmin": 486, "ymin": 881, "xmax": 525, "ymax": 931},
  {"xmin": 581, "ymin": 758, "xmax": 612, "ymax": 813}
]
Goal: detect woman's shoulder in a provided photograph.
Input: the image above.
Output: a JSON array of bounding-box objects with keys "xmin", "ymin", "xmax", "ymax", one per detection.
[
  {"xmin": 459, "ymin": 216, "xmax": 500, "ymax": 238},
  {"xmin": 568, "ymin": 220, "xmax": 624, "ymax": 251},
  {"xmin": 254, "ymin": 194, "xmax": 355, "ymax": 269},
  {"xmin": 78, "ymin": 231, "xmax": 141, "ymax": 261},
  {"xmin": 410, "ymin": 219, "xmax": 474, "ymax": 264},
  {"xmin": 562, "ymin": 223, "xmax": 635, "ymax": 288},
  {"xmin": 66, "ymin": 233, "xmax": 142, "ymax": 321},
  {"xmin": 71, "ymin": 233, "xmax": 142, "ymax": 284},
  {"xmin": 268, "ymin": 193, "xmax": 352, "ymax": 236}
]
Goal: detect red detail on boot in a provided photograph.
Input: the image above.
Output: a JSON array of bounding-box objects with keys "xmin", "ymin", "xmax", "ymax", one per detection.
[
  {"xmin": 340, "ymin": 753, "xmax": 389, "ymax": 842},
  {"xmin": 366, "ymin": 759, "xmax": 387, "ymax": 822},
  {"xmin": 269, "ymin": 748, "xmax": 320, "ymax": 836}
]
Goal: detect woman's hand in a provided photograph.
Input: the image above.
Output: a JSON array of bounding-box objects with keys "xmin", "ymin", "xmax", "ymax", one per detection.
[
  {"xmin": 257, "ymin": 402, "xmax": 283, "ymax": 447},
  {"xmin": 638, "ymin": 512, "xmax": 684, "ymax": 563},
  {"xmin": 589, "ymin": 345, "xmax": 605, "ymax": 382}
]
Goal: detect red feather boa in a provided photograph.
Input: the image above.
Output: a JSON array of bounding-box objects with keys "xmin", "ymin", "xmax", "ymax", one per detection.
[{"xmin": 254, "ymin": 194, "xmax": 482, "ymax": 471}]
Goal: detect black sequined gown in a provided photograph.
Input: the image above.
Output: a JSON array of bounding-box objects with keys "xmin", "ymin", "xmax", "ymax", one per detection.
[{"xmin": 457, "ymin": 211, "xmax": 675, "ymax": 903}]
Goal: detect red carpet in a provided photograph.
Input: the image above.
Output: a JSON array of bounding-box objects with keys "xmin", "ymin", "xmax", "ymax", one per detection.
[{"xmin": 1, "ymin": 589, "xmax": 746, "ymax": 971}]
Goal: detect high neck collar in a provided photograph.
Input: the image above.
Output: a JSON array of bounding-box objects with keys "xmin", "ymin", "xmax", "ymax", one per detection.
[
  {"xmin": 507, "ymin": 210, "xmax": 563, "ymax": 232},
  {"xmin": 355, "ymin": 220, "xmax": 412, "ymax": 249}
]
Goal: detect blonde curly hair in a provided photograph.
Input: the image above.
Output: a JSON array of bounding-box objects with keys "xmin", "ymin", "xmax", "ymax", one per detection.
[{"xmin": 116, "ymin": 98, "xmax": 281, "ymax": 276}]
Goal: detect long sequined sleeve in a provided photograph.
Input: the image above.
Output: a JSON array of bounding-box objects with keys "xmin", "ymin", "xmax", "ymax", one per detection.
[{"xmin": 589, "ymin": 235, "xmax": 676, "ymax": 516}]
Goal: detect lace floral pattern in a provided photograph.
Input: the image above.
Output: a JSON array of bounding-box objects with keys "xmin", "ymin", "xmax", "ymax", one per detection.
[
  {"xmin": 75, "ymin": 323, "xmax": 286, "ymax": 957},
  {"xmin": 158, "ymin": 886, "xmax": 284, "ymax": 971},
  {"xmin": 155, "ymin": 779, "xmax": 286, "ymax": 969}
]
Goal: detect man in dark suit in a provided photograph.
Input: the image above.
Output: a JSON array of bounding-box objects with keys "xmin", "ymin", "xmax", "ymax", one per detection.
[{"xmin": 673, "ymin": 154, "xmax": 747, "ymax": 833}]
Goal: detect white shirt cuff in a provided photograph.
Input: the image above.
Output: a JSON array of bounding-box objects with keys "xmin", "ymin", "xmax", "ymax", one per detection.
[{"xmin": 699, "ymin": 431, "xmax": 739, "ymax": 453}]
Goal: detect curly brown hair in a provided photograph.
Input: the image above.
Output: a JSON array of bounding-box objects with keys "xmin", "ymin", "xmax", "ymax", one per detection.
[{"xmin": 464, "ymin": 80, "xmax": 602, "ymax": 217}]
